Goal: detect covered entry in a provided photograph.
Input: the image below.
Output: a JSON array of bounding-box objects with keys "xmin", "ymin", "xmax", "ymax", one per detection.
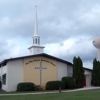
[
  {"xmin": 84, "ymin": 69, "xmax": 92, "ymax": 87},
  {"xmin": 85, "ymin": 74, "xmax": 91, "ymax": 87}
]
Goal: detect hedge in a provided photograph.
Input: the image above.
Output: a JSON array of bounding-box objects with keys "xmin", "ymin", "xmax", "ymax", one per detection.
[
  {"xmin": 17, "ymin": 82, "xmax": 35, "ymax": 91},
  {"xmin": 46, "ymin": 81, "xmax": 65, "ymax": 90},
  {"xmin": 62, "ymin": 77, "xmax": 75, "ymax": 89}
]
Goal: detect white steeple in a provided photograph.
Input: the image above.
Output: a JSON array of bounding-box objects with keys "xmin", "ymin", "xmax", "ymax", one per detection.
[
  {"xmin": 33, "ymin": 6, "xmax": 40, "ymax": 46},
  {"xmin": 28, "ymin": 6, "xmax": 45, "ymax": 55},
  {"xmin": 34, "ymin": 6, "xmax": 38, "ymax": 36}
]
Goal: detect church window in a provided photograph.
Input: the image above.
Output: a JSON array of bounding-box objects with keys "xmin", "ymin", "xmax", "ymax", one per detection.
[{"xmin": 2, "ymin": 74, "xmax": 6, "ymax": 85}]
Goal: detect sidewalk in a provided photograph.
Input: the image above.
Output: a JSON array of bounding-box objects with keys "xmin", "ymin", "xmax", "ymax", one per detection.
[
  {"xmin": 63, "ymin": 86, "xmax": 100, "ymax": 92},
  {"xmin": 0, "ymin": 86, "xmax": 100, "ymax": 96}
]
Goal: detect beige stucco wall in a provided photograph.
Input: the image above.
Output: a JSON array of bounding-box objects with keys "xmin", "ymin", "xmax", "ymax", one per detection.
[{"xmin": 23, "ymin": 56, "xmax": 57, "ymax": 86}]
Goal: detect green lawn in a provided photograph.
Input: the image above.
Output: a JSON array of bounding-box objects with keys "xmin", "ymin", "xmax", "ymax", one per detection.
[{"xmin": 0, "ymin": 89, "xmax": 100, "ymax": 100}]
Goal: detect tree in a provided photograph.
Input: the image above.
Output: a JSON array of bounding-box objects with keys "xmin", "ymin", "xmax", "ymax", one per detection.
[
  {"xmin": 73, "ymin": 56, "xmax": 84, "ymax": 88},
  {"xmin": 96, "ymin": 61, "xmax": 100, "ymax": 85},
  {"xmin": 91, "ymin": 58, "xmax": 97, "ymax": 85},
  {"xmin": 91, "ymin": 58, "xmax": 100, "ymax": 86}
]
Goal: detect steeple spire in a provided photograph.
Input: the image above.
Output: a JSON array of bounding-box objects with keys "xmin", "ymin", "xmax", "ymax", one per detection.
[
  {"xmin": 28, "ymin": 6, "xmax": 45, "ymax": 55},
  {"xmin": 33, "ymin": 6, "xmax": 40, "ymax": 46},
  {"xmin": 34, "ymin": 6, "xmax": 38, "ymax": 36}
]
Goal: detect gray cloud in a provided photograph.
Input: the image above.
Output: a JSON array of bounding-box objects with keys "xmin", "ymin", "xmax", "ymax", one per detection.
[{"xmin": 0, "ymin": 0, "xmax": 100, "ymax": 69}]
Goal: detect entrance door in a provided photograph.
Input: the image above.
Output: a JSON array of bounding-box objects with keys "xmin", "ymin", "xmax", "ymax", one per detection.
[{"xmin": 83, "ymin": 77, "xmax": 86, "ymax": 86}]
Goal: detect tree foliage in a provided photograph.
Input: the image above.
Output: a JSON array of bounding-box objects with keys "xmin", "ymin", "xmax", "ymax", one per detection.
[
  {"xmin": 91, "ymin": 58, "xmax": 100, "ymax": 86},
  {"xmin": 73, "ymin": 56, "xmax": 84, "ymax": 88}
]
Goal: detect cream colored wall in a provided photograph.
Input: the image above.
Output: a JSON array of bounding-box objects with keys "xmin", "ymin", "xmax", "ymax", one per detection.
[
  {"xmin": 57, "ymin": 61, "xmax": 67, "ymax": 80},
  {"xmin": 67, "ymin": 65, "xmax": 73, "ymax": 77},
  {"xmin": 23, "ymin": 56, "xmax": 57, "ymax": 86},
  {"xmin": 7, "ymin": 59, "xmax": 23, "ymax": 92},
  {"xmin": 84, "ymin": 69, "xmax": 92, "ymax": 87}
]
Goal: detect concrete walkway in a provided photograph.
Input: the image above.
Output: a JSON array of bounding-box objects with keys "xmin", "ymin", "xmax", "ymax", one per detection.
[
  {"xmin": 0, "ymin": 87, "xmax": 100, "ymax": 96},
  {"xmin": 63, "ymin": 86, "xmax": 100, "ymax": 92}
]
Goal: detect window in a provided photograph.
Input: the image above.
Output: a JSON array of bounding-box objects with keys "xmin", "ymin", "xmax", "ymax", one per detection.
[
  {"xmin": 36, "ymin": 38, "xmax": 37, "ymax": 44},
  {"xmin": 2, "ymin": 74, "xmax": 6, "ymax": 85}
]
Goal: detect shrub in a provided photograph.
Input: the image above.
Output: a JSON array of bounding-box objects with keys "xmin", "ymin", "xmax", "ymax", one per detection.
[
  {"xmin": 34, "ymin": 85, "xmax": 44, "ymax": 91},
  {"xmin": 17, "ymin": 82, "xmax": 35, "ymax": 91},
  {"xmin": 46, "ymin": 81, "xmax": 65, "ymax": 90},
  {"xmin": 62, "ymin": 77, "xmax": 75, "ymax": 89}
]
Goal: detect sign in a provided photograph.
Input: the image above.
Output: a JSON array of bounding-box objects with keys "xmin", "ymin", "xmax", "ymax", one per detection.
[{"xmin": 25, "ymin": 59, "xmax": 55, "ymax": 66}]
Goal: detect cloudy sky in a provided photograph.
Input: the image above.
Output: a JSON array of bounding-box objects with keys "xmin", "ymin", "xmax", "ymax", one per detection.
[{"xmin": 0, "ymin": 0, "xmax": 100, "ymax": 69}]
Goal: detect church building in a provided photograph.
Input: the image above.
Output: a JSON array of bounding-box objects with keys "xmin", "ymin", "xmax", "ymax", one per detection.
[{"xmin": 0, "ymin": 7, "xmax": 92, "ymax": 92}]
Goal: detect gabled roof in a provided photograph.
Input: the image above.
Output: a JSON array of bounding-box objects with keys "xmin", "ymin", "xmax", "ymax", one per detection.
[
  {"xmin": 83, "ymin": 67, "xmax": 92, "ymax": 71},
  {"xmin": 0, "ymin": 53, "xmax": 93, "ymax": 71},
  {"xmin": 0, "ymin": 53, "xmax": 72, "ymax": 66}
]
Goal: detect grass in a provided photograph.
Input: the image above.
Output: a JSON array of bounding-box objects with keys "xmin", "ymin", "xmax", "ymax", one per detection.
[{"xmin": 0, "ymin": 89, "xmax": 100, "ymax": 100}]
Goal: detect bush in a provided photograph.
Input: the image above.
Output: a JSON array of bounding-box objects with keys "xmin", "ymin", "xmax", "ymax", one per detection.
[
  {"xmin": 17, "ymin": 82, "xmax": 35, "ymax": 91},
  {"xmin": 34, "ymin": 85, "xmax": 44, "ymax": 91},
  {"xmin": 62, "ymin": 77, "xmax": 75, "ymax": 89},
  {"xmin": 46, "ymin": 81, "xmax": 65, "ymax": 90}
]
